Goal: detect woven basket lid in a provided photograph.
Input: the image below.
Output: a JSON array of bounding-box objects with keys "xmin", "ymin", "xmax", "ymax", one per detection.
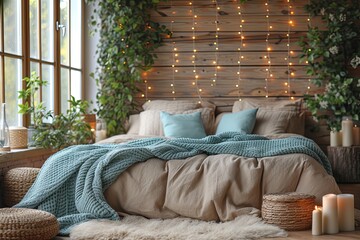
[
  {"xmin": 263, "ymin": 192, "xmax": 315, "ymax": 202},
  {"xmin": 262, "ymin": 192, "xmax": 316, "ymax": 231},
  {"xmin": 0, "ymin": 208, "xmax": 59, "ymax": 240}
]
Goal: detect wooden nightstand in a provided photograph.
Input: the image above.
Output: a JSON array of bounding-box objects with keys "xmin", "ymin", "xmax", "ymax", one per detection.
[{"xmin": 327, "ymin": 146, "xmax": 360, "ymax": 209}]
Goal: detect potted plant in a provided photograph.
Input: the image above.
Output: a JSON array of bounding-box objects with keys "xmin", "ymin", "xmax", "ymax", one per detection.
[
  {"xmin": 19, "ymin": 72, "xmax": 94, "ymax": 149},
  {"xmin": 298, "ymin": 0, "xmax": 360, "ymax": 133},
  {"xmin": 18, "ymin": 72, "xmax": 51, "ymax": 146}
]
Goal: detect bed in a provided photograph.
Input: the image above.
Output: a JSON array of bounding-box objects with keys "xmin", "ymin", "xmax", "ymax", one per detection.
[{"xmin": 14, "ymin": 98, "xmax": 340, "ymax": 235}]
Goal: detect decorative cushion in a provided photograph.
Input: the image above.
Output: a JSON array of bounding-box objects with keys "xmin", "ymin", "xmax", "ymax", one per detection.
[
  {"xmin": 126, "ymin": 114, "xmax": 140, "ymax": 135},
  {"xmin": 3, "ymin": 167, "xmax": 40, "ymax": 207},
  {"xmin": 0, "ymin": 208, "xmax": 59, "ymax": 240},
  {"xmin": 139, "ymin": 108, "xmax": 215, "ymax": 136},
  {"xmin": 160, "ymin": 111, "xmax": 206, "ymax": 138},
  {"xmin": 232, "ymin": 99, "xmax": 304, "ymax": 135},
  {"xmin": 142, "ymin": 100, "xmax": 200, "ymax": 111},
  {"xmin": 216, "ymin": 108, "xmax": 258, "ymax": 134}
]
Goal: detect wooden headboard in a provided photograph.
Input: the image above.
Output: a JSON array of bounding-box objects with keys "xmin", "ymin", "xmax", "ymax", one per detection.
[{"xmin": 135, "ymin": 0, "xmax": 326, "ymax": 102}]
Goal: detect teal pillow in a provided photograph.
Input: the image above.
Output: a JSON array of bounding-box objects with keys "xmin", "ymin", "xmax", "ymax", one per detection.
[
  {"xmin": 216, "ymin": 108, "xmax": 258, "ymax": 134},
  {"xmin": 160, "ymin": 111, "xmax": 207, "ymax": 139}
]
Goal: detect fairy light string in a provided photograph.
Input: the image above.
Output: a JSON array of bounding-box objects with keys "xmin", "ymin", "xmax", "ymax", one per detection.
[
  {"xmin": 190, "ymin": 1, "xmax": 202, "ymax": 102},
  {"xmin": 236, "ymin": 1, "xmax": 245, "ymax": 101},
  {"xmin": 306, "ymin": 0, "xmax": 312, "ymax": 94},
  {"xmin": 264, "ymin": 1, "xmax": 272, "ymax": 98},
  {"xmin": 212, "ymin": 0, "xmax": 220, "ymax": 87},
  {"xmin": 170, "ymin": 1, "xmax": 177, "ymax": 100},
  {"xmin": 286, "ymin": 0, "xmax": 294, "ymax": 100}
]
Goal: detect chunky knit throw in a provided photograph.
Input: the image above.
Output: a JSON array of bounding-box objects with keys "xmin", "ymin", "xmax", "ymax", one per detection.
[{"xmin": 15, "ymin": 132, "xmax": 331, "ymax": 235}]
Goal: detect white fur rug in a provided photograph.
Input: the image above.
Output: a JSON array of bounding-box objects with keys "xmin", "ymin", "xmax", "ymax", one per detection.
[{"xmin": 70, "ymin": 215, "xmax": 287, "ymax": 240}]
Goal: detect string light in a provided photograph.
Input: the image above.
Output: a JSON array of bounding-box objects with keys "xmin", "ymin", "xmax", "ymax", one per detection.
[
  {"xmin": 286, "ymin": 0, "xmax": 294, "ymax": 100},
  {"xmin": 170, "ymin": 1, "xmax": 177, "ymax": 100},
  {"xmin": 190, "ymin": 1, "xmax": 202, "ymax": 102},
  {"xmin": 306, "ymin": 0, "xmax": 312, "ymax": 95},
  {"xmin": 142, "ymin": 72, "xmax": 150, "ymax": 102},
  {"xmin": 236, "ymin": 1, "xmax": 245, "ymax": 101},
  {"xmin": 211, "ymin": 0, "xmax": 220, "ymax": 87},
  {"xmin": 264, "ymin": 1, "xmax": 271, "ymax": 98}
]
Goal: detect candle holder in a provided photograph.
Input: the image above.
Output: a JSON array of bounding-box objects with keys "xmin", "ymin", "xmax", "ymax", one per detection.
[{"xmin": 95, "ymin": 118, "xmax": 107, "ymax": 142}]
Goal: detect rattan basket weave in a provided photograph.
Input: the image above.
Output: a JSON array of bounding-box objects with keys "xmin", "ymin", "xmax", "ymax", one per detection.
[
  {"xmin": 3, "ymin": 167, "xmax": 40, "ymax": 207},
  {"xmin": 9, "ymin": 126, "xmax": 28, "ymax": 149},
  {"xmin": 261, "ymin": 192, "xmax": 315, "ymax": 231},
  {"xmin": 0, "ymin": 208, "xmax": 59, "ymax": 240}
]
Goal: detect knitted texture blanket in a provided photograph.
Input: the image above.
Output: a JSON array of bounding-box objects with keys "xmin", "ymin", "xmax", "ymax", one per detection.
[{"xmin": 15, "ymin": 132, "xmax": 331, "ymax": 235}]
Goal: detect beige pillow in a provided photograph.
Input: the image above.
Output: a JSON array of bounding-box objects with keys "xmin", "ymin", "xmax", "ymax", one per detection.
[
  {"xmin": 142, "ymin": 100, "xmax": 200, "ymax": 111},
  {"xmin": 232, "ymin": 98, "xmax": 304, "ymax": 135},
  {"xmin": 139, "ymin": 108, "xmax": 215, "ymax": 136},
  {"xmin": 126, "ymin": 114, "xmax": 140, "ymax": 135}
]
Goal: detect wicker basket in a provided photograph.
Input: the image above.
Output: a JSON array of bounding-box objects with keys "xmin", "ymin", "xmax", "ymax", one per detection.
[
  {"xmin": 261, "ymin": 192, "xmax": 315, "ymax": 231},
  {"xmin": 9, "ymin": 127, "xmax": 28, "ymax": 149},
  {"xmin": 0, "ymin": 208, "xmax": 59, "ymax": 240},
  {"xmin": 3, "ymin": 167, "xmax": 40, "ymax": 207}
]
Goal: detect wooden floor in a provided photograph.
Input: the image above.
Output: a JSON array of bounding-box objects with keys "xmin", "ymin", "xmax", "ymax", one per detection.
[
  {"xmin": 266, "ymin": 230, "xmax": 360, "ymax": 240},
  {"xmin": 55, "ymin": 230, "xmax": 360, "ymax": 240}
]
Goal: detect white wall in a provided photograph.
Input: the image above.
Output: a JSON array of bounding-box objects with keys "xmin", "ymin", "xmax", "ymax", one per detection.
[{"xmin": 84, "ymin": 1, "xmax": 99, "ymax": 111}]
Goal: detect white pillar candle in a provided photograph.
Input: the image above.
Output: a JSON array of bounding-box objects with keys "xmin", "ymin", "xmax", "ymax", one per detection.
[
  {"xmin": 352, "ymin": 125, "xmax": 360, "ymax": 145},
  {"xmin": 322, "ymin": 194, "xmax": 339, "ymax": 234},
  {"xmin": 95, "ymin": 130, "xmax": 107, "ymax": 142},
  {"xmin": 337, "ymin": 194, "xmax": 355, "ymax": 232},
  {"xmin": 312, "ymin": 206, "xmax": 322, "ymax": 236},
  {"xmin": 342, "ymin": 116, "xmax": 353, "ymax": 147},
  {"xmin": 330, "ymin": 130, "xmax": 342, "ymax": 147}
]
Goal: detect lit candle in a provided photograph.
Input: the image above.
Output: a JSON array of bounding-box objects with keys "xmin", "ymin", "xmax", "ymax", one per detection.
[
  {"xmin": 342, "ymin": 116, "xmax": 353, "ymax": 147},
  {"xmin": 352, "ymin": 125, "xmax": 360, "ymax": 146},
  {"xmin": 322, "ymin": 194, "xmax": 339, "ymax": 234},
  {"xmin": 337, "ymin": 194, "xmax": 355, "ymax": 232},
  {"xmin": 312, "ymin": 205, "xmax": 322, "ymax": 236}
]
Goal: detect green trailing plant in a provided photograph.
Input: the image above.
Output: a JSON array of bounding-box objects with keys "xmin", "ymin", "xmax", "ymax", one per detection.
[
  {"xmin": 86, "ymin": 0, "xmax": 171, "ymax": 136},
  {"xmin": 19, "ymin": 73, "xmax": 93, "ymax": 149},
  {"xmin": 299, "ymin": 0, "xmax": 360, "ymax": 131}
]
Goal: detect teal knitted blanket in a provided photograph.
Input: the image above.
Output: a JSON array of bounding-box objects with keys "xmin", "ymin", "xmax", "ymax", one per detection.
[{"xmin": 15, "ymin": 132, "xmax": 331, "ymax": 235}]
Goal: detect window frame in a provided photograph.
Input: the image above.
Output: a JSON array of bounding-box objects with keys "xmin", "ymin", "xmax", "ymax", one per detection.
[{"xmin": 0, "ymin": 0, "xmax": 85, "ymax": 127}]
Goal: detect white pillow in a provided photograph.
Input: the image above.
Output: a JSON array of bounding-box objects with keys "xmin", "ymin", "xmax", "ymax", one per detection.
[
  {"xmin": 139, "ymin": 108, "xmax": 215, "ymax": 136},
  {"xmin": 126, "ymin": 114, "xmax": 140, "ymax": 135}
]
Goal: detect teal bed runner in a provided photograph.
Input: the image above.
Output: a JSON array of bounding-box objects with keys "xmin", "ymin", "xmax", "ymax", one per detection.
[{"xmin": 15, "ymin": 132, "xmax": 332, "ymax": 235}]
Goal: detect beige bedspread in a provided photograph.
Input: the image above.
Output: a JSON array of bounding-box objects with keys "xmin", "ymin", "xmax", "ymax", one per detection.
[{"xmin": 104, "ymin": 144, "xmax": 340, "ymax": 222}]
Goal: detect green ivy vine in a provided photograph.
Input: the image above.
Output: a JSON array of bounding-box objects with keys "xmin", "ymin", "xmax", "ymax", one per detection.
[
  {"xmin": 86, "ymin": 0, "xmax": 170, "ymax": 136},
  {"xmin": 298, "ymin": 0, "xmax": 360, "ymax": 130}
]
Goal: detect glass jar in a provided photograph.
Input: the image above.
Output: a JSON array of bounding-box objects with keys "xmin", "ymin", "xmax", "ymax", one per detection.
[
  {"xmin": 0, "ymin": 103, "xmax": 11, "ymax": 151},
  {"xmin": 95, "ymin": 118, "xmax": 107, "ymax": 142}
]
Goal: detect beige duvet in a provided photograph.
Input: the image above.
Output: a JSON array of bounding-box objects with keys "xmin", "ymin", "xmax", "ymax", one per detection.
[{"xmin": 102, "ymin": 135, "xmax": 340, "ymax": 222}]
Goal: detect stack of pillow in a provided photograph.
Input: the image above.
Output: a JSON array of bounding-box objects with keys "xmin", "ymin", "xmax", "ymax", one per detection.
[{"xmin": 126, "ymin": 99, "xmax": 304, "ymax": 139}]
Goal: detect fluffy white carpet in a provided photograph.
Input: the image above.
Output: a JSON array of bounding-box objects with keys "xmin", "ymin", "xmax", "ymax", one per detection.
[{"xmin": 70, "ymin": 215, "xmax": 287, "ymax": 240}]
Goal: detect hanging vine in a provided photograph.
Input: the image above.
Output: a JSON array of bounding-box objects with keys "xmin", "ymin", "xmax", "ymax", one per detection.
[{"xmin": 86, "ymin": 0, "xmax": 170, "ymax": 136}]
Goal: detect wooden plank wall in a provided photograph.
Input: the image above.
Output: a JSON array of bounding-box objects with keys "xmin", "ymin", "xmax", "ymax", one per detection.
[
  {"xmin": 134, "ymin": 0, "xmax": 331, "ymax": 149},
  {"xmin": 135, "ymin": 0, "xmax": 326, "ymax": 103}
]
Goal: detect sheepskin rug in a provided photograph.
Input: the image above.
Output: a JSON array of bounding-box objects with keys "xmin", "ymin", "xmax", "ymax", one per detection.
[{"xmin": 70, "ymin": 215, "xmax": 287, "ymax": 240}]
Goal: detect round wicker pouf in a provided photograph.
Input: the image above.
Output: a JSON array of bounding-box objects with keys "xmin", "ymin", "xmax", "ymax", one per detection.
[
  {"xmin": 0, "ymin": 208, "xmax": 59, "ymax": 240},
  {"xmin": 261, "ymin": 192, "xmax": 315, "ymax": 231},
  {"xmin": 3, "ymin": 167, "xmax": 40, "ymax": 207}
]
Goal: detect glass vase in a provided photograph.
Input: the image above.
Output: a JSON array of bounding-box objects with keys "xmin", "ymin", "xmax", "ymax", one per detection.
[{"xmin": 0, "ymin": 103, "xmax": 11, "ymax": 151}]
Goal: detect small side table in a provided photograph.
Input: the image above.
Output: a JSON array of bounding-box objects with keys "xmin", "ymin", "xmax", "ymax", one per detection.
[{"xmin": 327, "ymin": 146, "xmax": 360, "ymax": 209}]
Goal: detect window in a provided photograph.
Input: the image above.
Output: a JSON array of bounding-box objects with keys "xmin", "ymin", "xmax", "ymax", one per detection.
[{"xmin": 0, "ymin": 0, "xmax": 84, "ymax": 126}]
